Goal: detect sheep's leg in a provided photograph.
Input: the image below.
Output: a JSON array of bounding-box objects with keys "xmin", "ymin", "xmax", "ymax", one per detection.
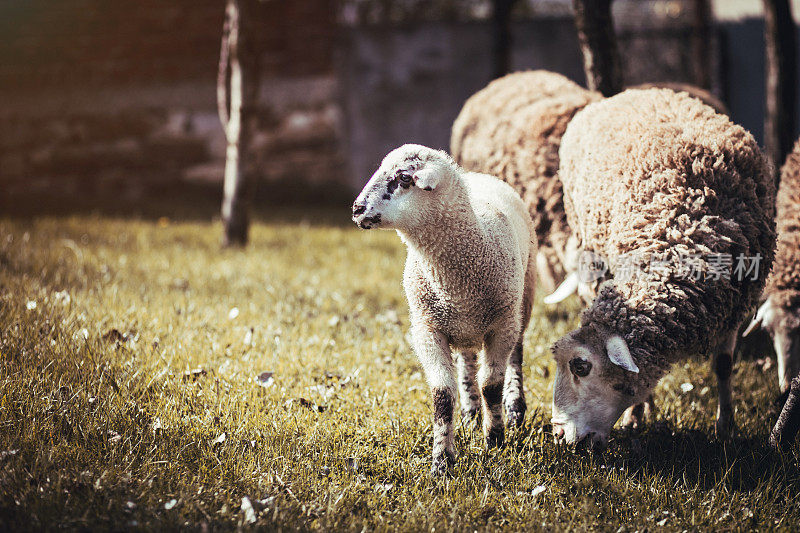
[
  {"xmin": 713, "ymin": 327, "xmax": 738, "ymax": 440},
  {"xmin": 479, "ymin": 327, "xmax": 517, "ymax": 448},
  {"xmin": 620, "ymin": 395, "xmax": 655, "ymax": 430},
  {"xmin": 411, "ymin": 324, "xmax": 457, "ymax": 475},
  {"xmin": 503, "ymin": 340, "xmax": 527, "ymax": 428},
  {"xmin": 454, "ymin": 349, "xmax": 481, "ymax": 425}
]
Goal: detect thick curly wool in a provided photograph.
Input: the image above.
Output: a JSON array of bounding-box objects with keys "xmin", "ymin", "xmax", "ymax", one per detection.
[
  {"xmin": 560, "ymin": 88, "xmax": 776, "ymax": 384},
  {"xmin": 451, "ymin": 70, "xmax": 601, "ymax": 291},
  {"xmin": 630, "ymin": 82, "xmax": 728, "ymax": 115},
  {"xmin": 766, "ymin": 139, "xmax": 800, "ymax": 310}
]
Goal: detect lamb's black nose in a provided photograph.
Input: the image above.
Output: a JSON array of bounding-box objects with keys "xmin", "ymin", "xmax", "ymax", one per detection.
[{"xmin": 352, "ymin": 203, "xmax": 366, "ymax": 216}]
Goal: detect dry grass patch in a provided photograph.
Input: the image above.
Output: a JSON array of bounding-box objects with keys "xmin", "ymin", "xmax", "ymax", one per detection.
[{"xmin": 1, "ymin": 209, "xmax": 799, "ymax": 530}]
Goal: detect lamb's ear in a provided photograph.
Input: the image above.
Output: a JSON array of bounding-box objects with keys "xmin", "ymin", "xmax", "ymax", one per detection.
[
  {"xmin": 606, "ymin": 335, "xmax": 639, "ymax": 373},
  {"xmin": 743, "ymin": 300, "xmax": 773, "ymax": 337},
  {"xmin": 412, "ymin": 168, "xmax": 440, "ymax": 191}
]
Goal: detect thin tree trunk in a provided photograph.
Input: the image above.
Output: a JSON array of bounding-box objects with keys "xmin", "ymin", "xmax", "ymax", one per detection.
[
  {"xmin": 763, "ymin": 0, "xmax": 798, "ymax": 181},
  {"xmin": 219, "ymin": 0, "xmax": 258, "ymax": 247},
  {"xmin": 572, "ymin": 0, "xmax": 622, "ymax": 96},
  {"xmin": 691, "ymin": 0, "xmax": 712, "ymax": 90},
  {"xmin": 491, "ymin": 0, "xmax": 517, "ymax": 79},
  {"xmin": 770, "ymin": 374, "xmax": 800, "ymax": 451}
]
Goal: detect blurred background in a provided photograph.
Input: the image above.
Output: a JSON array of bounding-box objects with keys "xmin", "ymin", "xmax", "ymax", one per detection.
[{"xmin": 1, "ymin": 0, "xmax": 799, "ymax": 217}]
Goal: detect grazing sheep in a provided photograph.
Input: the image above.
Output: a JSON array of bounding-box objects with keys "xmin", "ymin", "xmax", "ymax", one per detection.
[
  {"xmin": 743, "ymin": 138, "xmax": 800, "ymax": 396},
  {"xmin": 351, "ymin": 144, "xmax": 537, "ymax": 474},
  {"xmin": 451, "ymin": 70, "xmax": 601, "ymax": 294},
  {"xmin": 550, "ymin": 88, "xmax": 775, "ymax": 447},
  {"xmin": 451, "ymin": 72, "xmax": 728, "ymax": 301}
]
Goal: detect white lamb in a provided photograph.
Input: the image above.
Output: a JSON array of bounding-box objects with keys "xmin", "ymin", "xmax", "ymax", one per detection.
[{"xmin": 352, "ymin": 144, "xmax": 537, "ymax": 475}]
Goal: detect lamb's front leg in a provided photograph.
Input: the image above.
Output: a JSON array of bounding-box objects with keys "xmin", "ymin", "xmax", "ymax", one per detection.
[
  {"xmin": 411, "ymin": 324, "xmax": 457, "ymax": 475},
  {"xmin": 479, "ymin": 327, "xmax": 518, "ymax": 448}
]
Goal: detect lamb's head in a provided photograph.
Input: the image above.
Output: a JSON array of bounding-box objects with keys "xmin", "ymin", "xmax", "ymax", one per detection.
[
  {"xmin": 743, "ymin": 297, "xmax": 800, "ymax": 392},
  {"xmin": 551, "ymin": 325, "xmax": 647, "ymax": 448},
  {"xmin": 352, "ymin": 144, "xmax": 457, "ymax": 230}
]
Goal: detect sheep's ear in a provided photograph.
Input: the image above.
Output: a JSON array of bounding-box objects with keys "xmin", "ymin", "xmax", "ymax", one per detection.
[
  {"xmin": 743, "ymin": 300, "xmax": 774, "ymax": 337},
  {"xmin": 606, "ymin": 335, "xmax": 639, "ymax": 373},
  {"xmin": 413, "ymin": 168, "xmax": 440, "ymax": 191}
]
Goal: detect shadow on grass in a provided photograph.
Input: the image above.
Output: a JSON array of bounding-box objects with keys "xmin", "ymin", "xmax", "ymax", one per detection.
[
  {"xmin": 608, "ymin": 423, "xmax": 800, "ymax": 492},
  {"xmin": 496, "ymin": 411, "xmax": 800, "ymax": 495}
]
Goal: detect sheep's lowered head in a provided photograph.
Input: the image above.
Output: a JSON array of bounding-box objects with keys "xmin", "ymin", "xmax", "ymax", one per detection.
[
  {"xmin": 352, "ymin": 144, "xmax": 457, "ymax": 230},
  {"xmin": 551, "ymin": 325, "xmax": 648, "ymax": 448},
  {"xmin": 743, "ymin": 298, "xmax": 800, "ymax": 392}
]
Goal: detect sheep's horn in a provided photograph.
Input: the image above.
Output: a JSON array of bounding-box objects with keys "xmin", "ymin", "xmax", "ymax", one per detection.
[{"xmin": 543, "ymin": 272, "xmax": 579, "ymax": 305}]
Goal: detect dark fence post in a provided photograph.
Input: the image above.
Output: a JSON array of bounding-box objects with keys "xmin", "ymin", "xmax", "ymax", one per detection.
[
  {"xmin": 572, "ymin": 0, "xmax": 623, "ymax": 96},
  {"xmin": 763, "ymin": 0, "xmax": 798, "ymax": 182}
]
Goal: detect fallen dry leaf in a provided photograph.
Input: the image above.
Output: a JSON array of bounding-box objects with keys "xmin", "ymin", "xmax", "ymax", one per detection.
[
  {"xmin": 102, "ymin": 329, "xmax": 126, "ymax": 343},
  {"xmin": 183, "ymin": 368, "xmax": 208, "ymax": 382},
  {"xmin": 256, "ymin": 372, "xmax": 274, "ymax": 388}
]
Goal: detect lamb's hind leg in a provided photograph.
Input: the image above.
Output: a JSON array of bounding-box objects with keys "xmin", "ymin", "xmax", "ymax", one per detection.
[
  {"xmin": 503, "ymin": 340, "xmax": 526, "ymax": 428},
  {"xmin": 479, "ymin": 326, "xmax": 518, "ymax": 448},
  {"xmin": 505, "ymin": 270, "xmax": 534, "ymax": 429},
  {"xmin": 455, "ymin": 349, "xmax": 481, "ymax": 425},
  {"xmin": 713, "ymin": 326, "xmax": 739, "ymax": 440},
  {"xmin": 411, "ymin": 324, "xmax": 457, "ymax": 475}
]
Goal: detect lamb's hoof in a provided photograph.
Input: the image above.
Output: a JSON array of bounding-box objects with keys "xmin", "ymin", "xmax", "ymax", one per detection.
[
  {"xmin": 485, "ymin": 427, "xmax": 505, "ymax": 449},
  {"xmin": 714, "ymin": 413, "xmax": 736, "ymax": 440},
  {"xmin": 430, "ymin": 450, "xmax": 455, "ymax": 477},
  {"xmin": 505, "ymin": 399, "xmax": 527, "ymax": 429}
]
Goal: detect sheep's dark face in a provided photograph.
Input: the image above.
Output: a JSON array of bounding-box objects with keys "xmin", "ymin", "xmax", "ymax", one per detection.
[
  {"xmin": 352, "ymin": 144, "xmax": 449, "ymax": 230},
  {"xmin": 551, "ymin": 327, "xmax": 645, "ymax": 448},
  {"xmin": 744, "ymin": 298, "xmax": 800, "ymax": 393}
]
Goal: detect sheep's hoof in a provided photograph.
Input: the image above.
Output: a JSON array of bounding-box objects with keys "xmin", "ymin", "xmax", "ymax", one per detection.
[
  {"xmin": 714, "ymin": 412, "xmax": 736, "ymax": 440},
  {"xmin": 485, "ymin": 426, "xmax": 505, "ymax": 449},
  {"xmin": 505, "ymin": 398, "xmax": 526, "ymax": 428},
  {"xmin": 621, "ymin": 399, "xmax": 654, "ymax": 432},
  {"xmin": 430, "ymin": 450, "xmax": 455, "ymax": 477},
  {"xmin": 620, "ymin": 404, "xmax": 644, "ymax": 431}
]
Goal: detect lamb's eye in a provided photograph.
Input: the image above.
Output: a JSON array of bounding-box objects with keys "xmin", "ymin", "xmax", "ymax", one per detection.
[
  {"xmin": 569, "ymin": 357, "xmax": 592, "ymax": 378},
  {"xmin": 398, "ymin": 172, "xmax": 413, "ymax": 184}
]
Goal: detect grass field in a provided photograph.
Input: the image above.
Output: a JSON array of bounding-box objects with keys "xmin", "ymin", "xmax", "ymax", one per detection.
[{"xmin": 1, "ymin": 207, "xmax": 799, "ymax": 531}]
